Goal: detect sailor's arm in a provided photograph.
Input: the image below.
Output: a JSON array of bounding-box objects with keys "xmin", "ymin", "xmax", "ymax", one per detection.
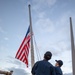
[{"xmin": 31, "ymin": 62, "xmax": 38, "ymax": 75}]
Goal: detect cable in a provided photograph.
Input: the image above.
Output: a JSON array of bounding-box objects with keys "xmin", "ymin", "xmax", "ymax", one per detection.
[{"xmin": 33, "ymin": 34, "xmax": 41, "ymax": 61}]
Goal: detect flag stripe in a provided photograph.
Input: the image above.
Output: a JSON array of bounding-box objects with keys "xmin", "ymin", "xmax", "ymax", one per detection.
[
  {"xmin": 16, "ymin": 32, "xmax": 30, "ymax": 58},
  {"xmin": 15, "ymin": 37, "xmax": 26, "ymax": 58},
  {"xmin": 20, "ymin": 52, "xmax": 25, "ymax": 61},
  {"xmin": 19, "ymin": 48, "xmax": 25, "ymax": 60},
  {"xmin": 15, "ymin": 26, "xmax": 30, "ymax": 67}
]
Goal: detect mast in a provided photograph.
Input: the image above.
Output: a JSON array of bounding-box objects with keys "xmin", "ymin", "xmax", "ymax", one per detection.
[
  {"xmin": 28, "ymin": 4, "xmax": 35, "ymax": 68},
  {"xmin": 70, "ymin": 17, "xmax": 75, "ymax": 75}
]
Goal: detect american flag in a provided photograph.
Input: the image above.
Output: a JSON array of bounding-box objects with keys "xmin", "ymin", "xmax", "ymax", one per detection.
[{"xmin": 15, "ymin": 26, "xmax": 31, "ymax": 67}]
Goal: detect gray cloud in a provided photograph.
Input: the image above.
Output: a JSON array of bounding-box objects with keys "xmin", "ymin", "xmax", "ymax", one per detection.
[
  {"xmin": 4, "ymin": 37, "xmax": 9, "ymax": 41},
  {"xmin": 64, "ymin": 73, "xmax": 72, "ymax": 75},
  {"xmin": 35, "ymin": 18, "xmax": 55, "ymax": 34},
  {"xmin": 5, "ymin": 56, "xmax": 31, "ymax": 75},
  {"xmin": 0, "ymin": 56, "xmax": 31, "ymax": 75},
  {"xmin": 35, "ymin": 0, "xmax": 56, "ymax": 6},
  {"xmin": 0, "ymin": 27, "xmax": 6, "ymax": 34},
  {"xmin": 32, "ymin": 0, "xmax": 57, "ymax": 11},
  {"xmin": 7, "ymin": 67, "xmax": 31, "ymax": 75},
  {"xmin": 6, "ymin": 56, "xmax": 24, "ymax": 67},
  {"xmin": 6, "ymin": 56, "xmax": 31, "ymax": 69}
]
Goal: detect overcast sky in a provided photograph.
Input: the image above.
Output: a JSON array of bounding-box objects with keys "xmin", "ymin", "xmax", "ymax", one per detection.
[{"xmin": 0, "ymin": 0, "xmax": 75, "ymax": 75}]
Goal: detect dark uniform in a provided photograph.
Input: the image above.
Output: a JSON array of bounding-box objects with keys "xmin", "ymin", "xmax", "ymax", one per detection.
[
  {"xmin": 54, "ymin": 66, "xmax": 63, "ymax": 75},
  {"xmin": 55, "ymin": 60, "xmax": 63, "ymax": 75},
  {"xmin": 31, "ymin": 51, "xmax": 56, "ymax": 75},
  {"xmin": 32, "ymin": 60, "xmax": 56, "ymax": 75}
]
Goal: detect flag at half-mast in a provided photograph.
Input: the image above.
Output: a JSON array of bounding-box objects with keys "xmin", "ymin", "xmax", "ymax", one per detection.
[{"xmin": 15, "ymin": 25, "xmax": 31, "ymax": 67}]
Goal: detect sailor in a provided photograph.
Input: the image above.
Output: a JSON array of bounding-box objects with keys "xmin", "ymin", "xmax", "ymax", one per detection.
[
  {"xmin": 54, "ymin": 60, "xmax": 63, "ymax": 75},
  {"xmin": 31, "ymin": 51, "xmax": 56, "ymax": 75}
]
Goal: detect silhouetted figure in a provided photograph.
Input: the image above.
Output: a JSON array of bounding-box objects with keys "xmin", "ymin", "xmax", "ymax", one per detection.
[
  {"xmin": 54, "ymin": 60, "xmax": 63, "ymax": 75},
  {"xmin": 31, "ymin": 51, "xmax": 56, "ymax": 75}
]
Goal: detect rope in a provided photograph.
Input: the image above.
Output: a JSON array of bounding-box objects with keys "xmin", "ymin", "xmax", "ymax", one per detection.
[{"xmin": 33, "ymin": 34, "xmax": 41, "ymax": 61}]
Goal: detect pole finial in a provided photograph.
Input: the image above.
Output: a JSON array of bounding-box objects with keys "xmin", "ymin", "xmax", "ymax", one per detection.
[
  {"xmin": 28, "ymin": 4, "xmax": 31, "ymax": 7},
  {"xmin": 70, "ymin": 17, "xmax": 72, "ymax": 20}
]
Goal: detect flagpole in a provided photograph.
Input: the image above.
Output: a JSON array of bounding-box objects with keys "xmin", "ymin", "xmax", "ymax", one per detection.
[
  {"xmin": 28, "ymin": 4, "xmax": 35, "ymax": 69},
  {"xmin": 70, "ymin": 17, "xmax": 75, "ymax": 75}
]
